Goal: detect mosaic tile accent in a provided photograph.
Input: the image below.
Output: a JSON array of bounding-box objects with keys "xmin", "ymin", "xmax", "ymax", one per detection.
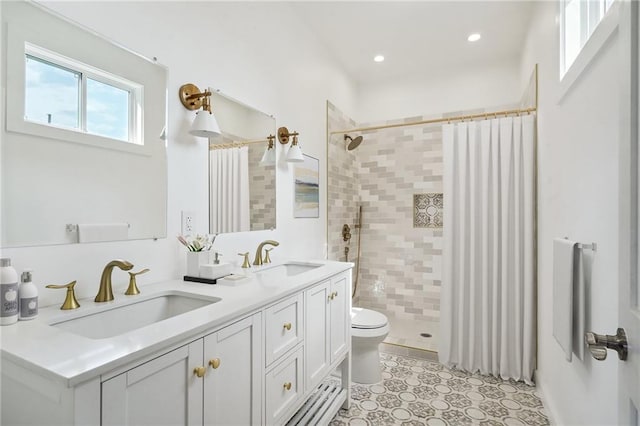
[
  {"xmin": 414, "ymin": 193, "xmax": 443, "ymax": 228},
  {"xmin": 330, "ymin": 352, "xmax": 549, "ymax": 426}
]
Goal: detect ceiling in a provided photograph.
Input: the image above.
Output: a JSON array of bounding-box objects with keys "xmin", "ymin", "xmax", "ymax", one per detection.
[{"xmin": 290, "ymin": 1, "xmax": 536, "ymax": 85}]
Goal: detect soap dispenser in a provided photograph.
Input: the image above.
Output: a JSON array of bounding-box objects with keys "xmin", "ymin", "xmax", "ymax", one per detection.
[
  {"xmin": 0, "ymin": 258, "xmax": 19, "ymax": 325},
  {"xmin": 19, "ymin": 270, "xmax": 38, "ymax": 320}
]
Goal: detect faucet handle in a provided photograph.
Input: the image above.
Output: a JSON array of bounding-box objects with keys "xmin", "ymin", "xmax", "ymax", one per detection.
[
  {"xmin": 46, "ymin": 281, "xmax": 80, "ymax": 310},
  {"xmin": 125, "ymin": 269, "xmax": 149, "ymax": 296},
  {"xmin": 264, "ymin": 248, "xmax": 274, "ymax": 264},
  {"xmin": 238, "ymin": 252, "xmax": 251, "ymax": 268}
]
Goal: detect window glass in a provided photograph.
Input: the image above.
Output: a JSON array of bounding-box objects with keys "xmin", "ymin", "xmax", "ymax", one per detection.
[
  {"xmin": 561, "ymin": 0, "xmax": 616, "ymax": 76},
  {"xmin": 86, "ymin": 78, "xmax": 130, "ymax": 142},
  {"xmin": 25, "ymin": 54, "xmax": 79, "ymax": 129},
  {"xmin": 564, "ymin": 0, "xmax": 582, "ymax": 72}
]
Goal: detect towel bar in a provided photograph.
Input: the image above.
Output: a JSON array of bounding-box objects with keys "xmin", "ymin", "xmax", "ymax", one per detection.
[
  {"xmin": 577, "ymin": 242, "xmax": 597, "ymax": 251},
  {"xmin": 564, "ymin": 237, "xmax": 597, "ymax": 251}
]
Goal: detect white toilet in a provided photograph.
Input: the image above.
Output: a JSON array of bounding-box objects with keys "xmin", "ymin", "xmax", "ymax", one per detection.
[{"xmin": 351, "ymin": 307, "xmax": 390, "ymax": 384}]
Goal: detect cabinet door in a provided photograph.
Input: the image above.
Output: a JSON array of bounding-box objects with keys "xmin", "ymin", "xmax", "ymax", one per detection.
[
  {"xmin": 304, "ymin": 280, "xmax": 330, "ymax": 391},
  {"xmin": 102, "ymin": 340, "xmax": 203, "ymax": 426},
  {"xmin": 204, "ymin": 313, "xmax": 262, "ymax": 426},
  {"xmin": 330, "ymin": 273, "xmax": 350, "ymax": 362}
]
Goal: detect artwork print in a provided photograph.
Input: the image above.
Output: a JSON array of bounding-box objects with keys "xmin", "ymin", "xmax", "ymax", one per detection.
[{"xmin": 294, "ymin": 155, "xmax": 319, "ymax": 218}]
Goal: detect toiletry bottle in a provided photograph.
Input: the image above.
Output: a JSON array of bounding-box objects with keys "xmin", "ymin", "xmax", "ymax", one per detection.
[
  {"xmin": 0, "ymin": 258, "xmax": 19, "ymax": 325},
  {"xmin": 19, "ymin": 270, "xmax": 38, "ymax": 320}
]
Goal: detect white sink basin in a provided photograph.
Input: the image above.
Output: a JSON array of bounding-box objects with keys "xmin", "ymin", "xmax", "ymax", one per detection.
[
  {"xmin": 255, "ymin": 262, "xmax": 322, "ymax": 279},
  {"xmin": 50, "ymin": 292, "xmax": 220, "ymax": 339}
]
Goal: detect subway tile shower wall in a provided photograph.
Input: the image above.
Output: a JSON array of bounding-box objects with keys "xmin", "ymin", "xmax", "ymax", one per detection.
[
  {"xmin": 248, "ymin": 144, "xmax": 276, "ymax": 231},
  {"xmin": 328, "ymin": 103, "xmax": 444, "ymax": 325}
]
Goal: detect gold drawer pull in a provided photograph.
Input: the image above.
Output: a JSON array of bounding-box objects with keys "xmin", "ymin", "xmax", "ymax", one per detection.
[
  {"xmin": 283, "ymin": 382, "xmax": 292, "ymax": 391},
  {"xmin": 193, "ymin": 366, "xmax": 206, "ymax": 378},
  {"xmin": 283, "ymin": 322, "xmax": 292, "ymax": 331},
  {"xmin": 209, "ymin": 358, "xmax": 221, "ymax": 369}
]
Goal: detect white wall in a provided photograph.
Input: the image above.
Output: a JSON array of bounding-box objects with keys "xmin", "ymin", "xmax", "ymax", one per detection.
[
  {"xmin": 519, "ymin": 2, "xmax": 621, "ymax": 425},
  {"xmin": 2, "ymin": 1, "xmax": 358, "ymax": 307},
  {"xmin": 356, "ymin": 58, "xmax": 521, "ymax": 123}
]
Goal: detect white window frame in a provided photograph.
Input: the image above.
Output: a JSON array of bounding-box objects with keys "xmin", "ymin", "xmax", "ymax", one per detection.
[
  {"xmin": 25, "ymin": 43, "xmax": 143, "ymax": 145},
  {"xmin": 558, "ymin": 0, "xmax": 620, "ymax": 102},
  {"xmin": 5, "ymin": 21, "xmax": 150, "ymax": 156}
]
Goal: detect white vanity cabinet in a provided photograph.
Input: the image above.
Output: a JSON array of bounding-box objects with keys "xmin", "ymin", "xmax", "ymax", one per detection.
[
  {"xmin": 1, "ymin": 263, "xmax": 352, "ymax": 426},
  {"xmin": 304, "ymin": 271, "xmax": 350, "ymax": 392},
  {"xmin": 102, "ymin": 313, "xmax": 262, "ymax": 426}
]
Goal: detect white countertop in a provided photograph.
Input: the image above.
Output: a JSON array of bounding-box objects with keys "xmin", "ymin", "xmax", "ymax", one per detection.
[{"xmin": 0, "ymin": 260, "xmax": 353, "ymax": 388}]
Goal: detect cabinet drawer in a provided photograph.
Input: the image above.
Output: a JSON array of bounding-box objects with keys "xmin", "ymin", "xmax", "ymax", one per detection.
[
  {"xmin": 265, "ymin": 293, "xmax": 303, "ymax": 366},
  {"xmin": 265, "ymin": 346, "xmax": 303, "ymax": 425}
]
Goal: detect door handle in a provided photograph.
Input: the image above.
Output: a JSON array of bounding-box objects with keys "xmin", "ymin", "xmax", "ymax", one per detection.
[{"xmin": 585, "ymin": 328, "xmax": 628, "ymax": 361}]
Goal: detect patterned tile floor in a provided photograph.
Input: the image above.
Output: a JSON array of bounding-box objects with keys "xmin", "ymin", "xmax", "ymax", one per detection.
[{"xmin": 330, "ymin": 352, "xmax": 550, "ymax": 426}]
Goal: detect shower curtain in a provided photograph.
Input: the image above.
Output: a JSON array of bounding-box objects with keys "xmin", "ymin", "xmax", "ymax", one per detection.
[
  {"xmin": 440, "ymin": 115, "xmax": 536, "ymax": 384},
  {"xmin": 209, "ymin": 146, "xmax": 250, "ymax": 233}
]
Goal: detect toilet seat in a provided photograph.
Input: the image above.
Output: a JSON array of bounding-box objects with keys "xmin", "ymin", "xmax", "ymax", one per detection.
[{"xmin": 351, "ymin": 307, "xmax": 388, "ymax": 329}]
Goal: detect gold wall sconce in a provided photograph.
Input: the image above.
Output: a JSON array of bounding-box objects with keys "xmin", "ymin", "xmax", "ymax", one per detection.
[
  {"xmin": 179, "ymin": 83, "xmax": 221, "ymax": 138},
  {"xmin": 277, "ymin": 126, "xmax": 304, "ymax": 163},
  {"xmin": 260, "ymin": 134, "xmax": 276, "ymax": 165}
]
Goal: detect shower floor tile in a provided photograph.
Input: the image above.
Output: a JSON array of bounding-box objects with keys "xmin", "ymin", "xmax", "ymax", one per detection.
[
  {"xmin": 330, "ymin": 351, "xmax": 550, "ymax": 426},
  {"xmin": 384, "ymin": 314, "xmax": 439, "ymax": 352}
]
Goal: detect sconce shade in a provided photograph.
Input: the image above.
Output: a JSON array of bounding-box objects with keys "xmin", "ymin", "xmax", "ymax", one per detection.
[
  {"xmin": 286, "ymin": 144, "xmax": 304, "ymax": 163},
  {"xmin": 261, "ymin": 146, "xmax": 276, "ymax": 165},
  {"xmin": 189, "ymin": 110, "xmax": 221, "ymax": 138}
]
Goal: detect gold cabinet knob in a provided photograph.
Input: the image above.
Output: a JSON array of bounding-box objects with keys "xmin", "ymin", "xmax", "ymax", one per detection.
[
  {"xmin": 193, "ymin": 366, "xmax": 206, "ymax": 378},
  {"xmin": 328, "ymin": 294, "xmax": 334, "ymax": 301},
  {"xmin": 209, "ymin": 358, "xmax": 221, "ymax": 369},
  {"xmin": 283, "ymin": 322, "xmax": 292, "ymax": 331},
  {"xmin": 283, "ymin": 382, "xmax": 292, "ymax": 391},
  {"xmin": 333, "ymin": 291, "xmax": 338, "ymax": 298}
]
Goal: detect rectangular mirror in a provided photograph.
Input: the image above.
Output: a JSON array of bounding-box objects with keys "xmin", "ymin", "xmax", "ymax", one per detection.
[
  {"xmin": 209, "ymin": 91, "xmax": 276, "ymax": 234},
  {"xmin": 1, "ymin": 1, "xmax": 168, "ymax": 247}
]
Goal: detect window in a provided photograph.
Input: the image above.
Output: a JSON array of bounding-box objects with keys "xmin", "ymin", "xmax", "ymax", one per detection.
[
  {"xmin": 23, "ymin": 44, "xmax": 141, "ymax": 144},
  {"xmin": 560, "ymin": 0, "xmax": 615, "ymax": 76}
]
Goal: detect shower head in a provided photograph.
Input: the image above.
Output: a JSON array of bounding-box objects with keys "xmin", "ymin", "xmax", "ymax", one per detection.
[{"xmin": 344, "ymin": 134, "xmax": 363, "ymax": 151}]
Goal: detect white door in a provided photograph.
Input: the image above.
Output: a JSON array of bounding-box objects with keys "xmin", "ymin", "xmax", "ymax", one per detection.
[
  {"xmin": 620, "ymin": 1, "xmax": 640, "ymax": 423},
  {"xmin": 203, "ymin": 313, "xmax": 262, "ymax": 426},
  {"xmin": 102, "ymin": 340, "xmax": 204, "ymax": 426}
]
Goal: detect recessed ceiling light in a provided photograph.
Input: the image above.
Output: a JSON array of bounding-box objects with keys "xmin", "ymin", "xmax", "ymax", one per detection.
[
  {"xmin": 374, "ymin": 55, "xmax": 385, "ymax": 62},
  {"xmin": 467, "ymin": 33, "xmax": 481, "ymax": 42}
]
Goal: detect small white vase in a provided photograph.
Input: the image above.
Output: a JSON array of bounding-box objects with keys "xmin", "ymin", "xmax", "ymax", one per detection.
[{"xmin": 186, "ymin": 251, "xmax": 211, "ymax": 277}]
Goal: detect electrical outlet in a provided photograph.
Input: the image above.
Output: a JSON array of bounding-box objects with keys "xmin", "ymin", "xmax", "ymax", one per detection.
[{"xmin": 181, "ymin": 210, "xmax": 195, "ymax": 235}]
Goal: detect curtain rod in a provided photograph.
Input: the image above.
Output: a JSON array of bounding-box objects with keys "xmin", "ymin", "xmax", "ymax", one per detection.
[
  {"xmin": 209, "ymin": 138, "xmax": 269, "ymax": 151},
  {"xmin": 329, "ymin": 107, "xmax": 537, "ymax": 135}
]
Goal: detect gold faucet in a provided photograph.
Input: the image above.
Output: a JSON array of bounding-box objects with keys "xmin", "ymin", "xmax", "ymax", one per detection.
[
  {"xmin": 95, "ymin": 260, "xmax": 133, "ymax": 302},
  {"xmin": 253, "ymin": 240, "xmax": 279, "ymax": 266},
  {"xmin": 46, "ymin": 281, "xmax": 81, "ymax": 310}
]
